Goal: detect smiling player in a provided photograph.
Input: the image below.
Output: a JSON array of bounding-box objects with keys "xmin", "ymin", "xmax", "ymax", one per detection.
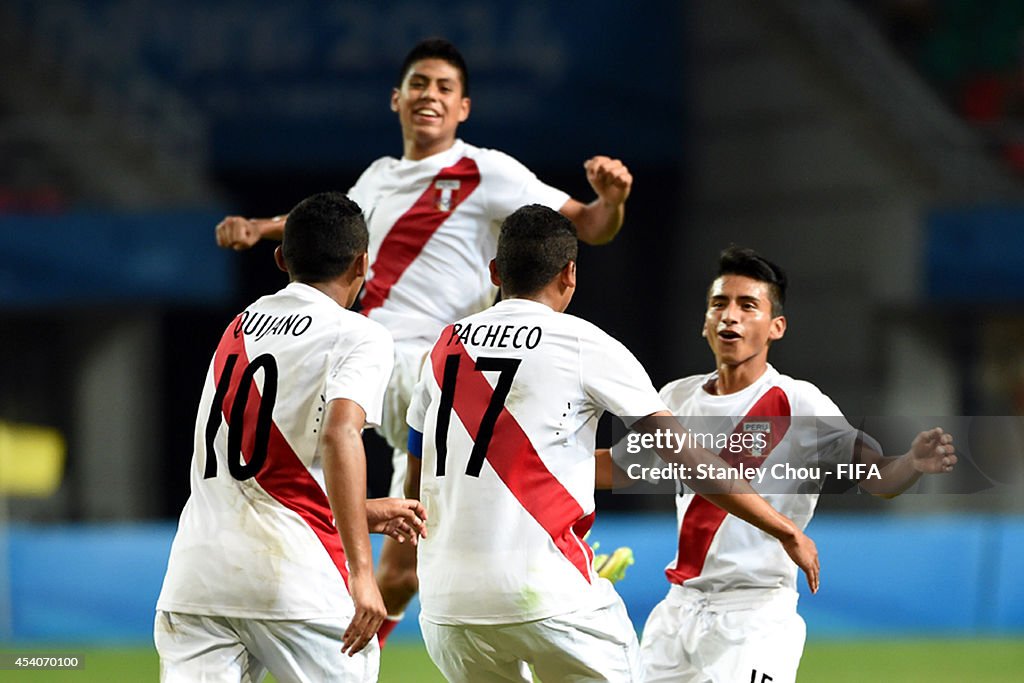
[
  {"xmin": 626, "ymin": 246, "xmax": 958, "ymax": 683},
  {"xmin": 405, "ymin": 208, "xmax": 823, "ymax": 682},
  {"xmin": 215, "ymin": 38, "xmax": 635, "ymax": 643}
]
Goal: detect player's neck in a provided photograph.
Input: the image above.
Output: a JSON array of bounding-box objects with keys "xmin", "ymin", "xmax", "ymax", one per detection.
[
  {"xmin": 303, "ymin": 279, "xmax": 361, "ymax": 309},
  {"xmin": 404, "ymin": 135, "xmax": 457, "ymax": 161},
  {"xmin": 503, "ymin": 293, "xmax": 559, "ymax": 312},
  {"xmin": 710, "ymin": 358, "xmax": 768, "ymax": 395},
  {"xmin": 503, "ymin": 287, "xmax": 571, "ymax": 313}
]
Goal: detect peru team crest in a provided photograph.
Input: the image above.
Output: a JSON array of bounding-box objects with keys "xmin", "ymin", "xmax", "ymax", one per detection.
[
  {"xmin": 434, "ymin": 179, "xmax": 461, "ymax": 211},
  {"xmin": 743, "ymin": 421, "xmax": 771, "ymax": 457}
]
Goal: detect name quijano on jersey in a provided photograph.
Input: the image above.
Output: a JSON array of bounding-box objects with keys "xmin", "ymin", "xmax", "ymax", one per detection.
[
  {"xmin": 447, "ymin": 322, "xmax": 543, "ymax": 349},
  {"xmin": 233, "ymin": 311, "xmax": 313, "ymax": 341}
]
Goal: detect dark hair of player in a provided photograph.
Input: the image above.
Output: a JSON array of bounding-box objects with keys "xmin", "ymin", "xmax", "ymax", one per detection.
[
  {"xmin": 282, "ymin": 192, "xmax": 368, "ymax": 283},
  {"xmin": 496, "ymin": 204, "xmax": 578, "ymax": 297},
  {"xmin": 715, "ymin": 245, "xmax": 787, "ymax": 316},
  {"xmin": 397, "ymin": 38, "xmax": 470, "ymax": 96}
]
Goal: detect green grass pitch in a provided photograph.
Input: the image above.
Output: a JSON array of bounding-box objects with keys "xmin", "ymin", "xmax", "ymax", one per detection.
[{"xmin": 2, "ymin": 638, "xmax": 1021, "ymax": 681}]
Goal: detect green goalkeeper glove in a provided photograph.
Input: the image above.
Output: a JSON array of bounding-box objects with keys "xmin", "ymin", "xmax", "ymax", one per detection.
[{"xmin": 591, "ymin": 541, "xmax": 635, "ymax": 584}]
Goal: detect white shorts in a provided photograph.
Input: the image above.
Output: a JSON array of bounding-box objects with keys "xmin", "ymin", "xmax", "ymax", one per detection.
[
  {"xmin": 154, "ymin": 611, "xmax": 379, "ymax": 683},
  {"xmin": 420, "ymin": 592, "xmax": 641, "ymax": 683},
  {"xmin": 377, "ymin": 340, "xmax": 430, "ymax": 497},
  {"xmin": 639, "ymin": 585, "xmax": 805, "ymax": 683}
]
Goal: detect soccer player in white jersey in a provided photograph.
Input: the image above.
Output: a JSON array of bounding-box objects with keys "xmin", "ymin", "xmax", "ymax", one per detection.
[
  {"xmin": 214, "ymin": 38, "xmax": 634, "ymax": 643},
  {"xmin": 155, "ymin": 193, "xmax": 428, "ymax": 683},
  {"xmin": 404, "ymin": 206, "xmax": 824, "ymax": 683},
  {"xmin": 611, "ymin": 246, "xmax": 958, "ymax": 683}
]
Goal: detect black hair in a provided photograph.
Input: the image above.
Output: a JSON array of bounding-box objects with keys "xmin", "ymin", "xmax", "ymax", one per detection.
[
  {"xmin": 282, "ymin": 192, "xmax": 368, "ymax": 283},
  {"xmin": 715, "ymin": 246, "xmax": 787, "ymax": 316},
  {"xmin": 496, "ymin": 204, "xmax": 578, "ymax": 297},
  {"xmin": 397, "ymin": 38, "xmax": 470, "ymax": 96}
]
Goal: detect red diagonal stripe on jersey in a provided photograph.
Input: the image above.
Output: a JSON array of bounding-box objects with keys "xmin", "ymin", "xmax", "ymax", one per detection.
[
  {"xmin": 431, "ymin": 326, "xmax": 594, "ymax": 583},
  {"xmin": 360, "ymin": 157, "xmax": 481, "ymax": 316},
  {"xmin": 666, "ymin": 387, "xmax": 791, "ymax": 584},
  {"xmin": 214, "ymin": 318, "xmax": 350, "ymax": 587}
]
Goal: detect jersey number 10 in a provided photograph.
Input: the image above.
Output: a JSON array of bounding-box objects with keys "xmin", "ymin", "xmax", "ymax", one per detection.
[
  {"xmin": 434, "ymin": 354, "xmax": 521, "ymax": 478},
  {"xmin": 203, "ymin": 353, "xmax": 278, "ymax": 481}
]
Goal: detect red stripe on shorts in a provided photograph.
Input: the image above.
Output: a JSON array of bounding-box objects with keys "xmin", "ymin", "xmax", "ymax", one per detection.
[
  {"xmin": 430, "ymin": 326, "xmax": 594, "ymax": 582},
  {"xmin": 214, "ymin": 318, "xmax": 350, "ymax": 587},
  {"xmin": 360, "ymin": 157, "xmax": 481, "ymax": 316},
  {"xmin": 666, "ymin": 387, "xmax": 791, "ymax": 584}
]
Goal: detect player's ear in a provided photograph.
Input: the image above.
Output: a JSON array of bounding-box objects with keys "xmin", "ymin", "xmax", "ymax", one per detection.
[
  {"xmin": 769, "ymin": 315, "xmax": 787, "ymax": 341},
  {"xmin": 390, "ymin": 88, "xmax": 401, "ymax": 113},
  {"xmin": 274, "ymin": 245, "xmax": 287, "ymax": 273},
  {"xmin": 562, "ymin": 260, "xmax": 577, "ymax": 289},
  {"xmin": 489, "ymin": 259, "xmax": 501, "ymax": 287},
  {"xmin": 354, "ymin": 252, "xmax": 369, "ymax": 279},
  {"xmin": 458, "ymin": 96, "xmax": 471, "ymax": 123}
]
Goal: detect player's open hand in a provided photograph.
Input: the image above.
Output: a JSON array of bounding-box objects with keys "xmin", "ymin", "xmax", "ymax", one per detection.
[
  {"xmin": 342, "ymin": 572, "xmax": 386, "ymax": 656},
  {"xmin": 367, "ymin": 498, "xmax": 427, "ymax": 545},
  {"xmin": 584, "ymin": 155, "xmax": 632, "ymax": 207},
  {"xmin": 782, "ymin": 529, "xmax": 820, "ymax": 594},
  {"xmin": 216, "ymin": 215, "xmax": 261, "ymax": 250},
  {"xmin": 910, "ymin": 427, "xmax": 957, "ymax": 474}
]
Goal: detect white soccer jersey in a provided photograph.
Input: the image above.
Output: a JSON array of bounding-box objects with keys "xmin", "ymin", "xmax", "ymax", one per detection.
[
  {"xmin": 407, "ymin": 299, "xmax": 667, "ymax": 625},
  {"xmin": 157, "ymin": 283, "xmax": 394, "ymax": 619},
  {"xmin": 658, "ymin": 365, "xmax": 857, "ymax": 593},
  {"xmin": 348, "ymin": 139, "xmax": 570, "ymax": 344}
]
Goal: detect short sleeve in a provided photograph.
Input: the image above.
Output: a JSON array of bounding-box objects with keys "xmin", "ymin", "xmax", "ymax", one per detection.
[
  {"xmin": 405, "ymin": 349, "xmax": 436, "ymax": 434},
  {"xmin": 657, "ymin": 381, "xmax": 679, "ymax": 408},
  {"xmin": 791, "ymin": 381, "xmax": 860, "ymax": 468},
  {"xmin": 482, "ymin": 151, "xmax": 570, "ymax": 221},
  {"xmin": 346, "ymin": 158, "xmax": 388, "ymax": 217},
  {"xmin": 579, "ymin": 329, "xmax": 667, "ymax": 425},
  {"xmin": 325, "ymin": 323, "xmax": 394, "ymax": 428}
]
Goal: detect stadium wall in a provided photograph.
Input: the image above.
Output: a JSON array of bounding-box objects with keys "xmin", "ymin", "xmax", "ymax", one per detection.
[{"xmin": 3, "ymin": 513, "xmax": 1022, "ymax": 644}]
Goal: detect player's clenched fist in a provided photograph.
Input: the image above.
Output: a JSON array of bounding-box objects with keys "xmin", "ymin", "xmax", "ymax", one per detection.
[
  {"xmin": 584, "ymin": 155, "xmax": 633, "ymax": 207},
  {"xmin": 216, "ymin": 215, "xmax": 261, "ymax": 250}
]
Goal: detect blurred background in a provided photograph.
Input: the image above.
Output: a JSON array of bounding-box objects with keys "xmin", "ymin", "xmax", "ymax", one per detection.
[{"xmin": 0, "ymin": 0, "xmax": 1022, "ymax": 680}]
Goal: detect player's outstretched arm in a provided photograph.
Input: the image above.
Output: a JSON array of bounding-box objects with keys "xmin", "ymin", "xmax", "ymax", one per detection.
[
  {"xmin": 366, "ymin": 498, "xmax": 427, "ymax": 545},
  {"xmin": 856, "ymin": 427, "xmax": 956, "ymax": 498},
  {"xmin": 633, "ymin": 411, "xmax": 821, "ymax": 593},
  {"xmin": 320, "ymin": 398, "xmax": 387, "ymax": 655},
  {"xmin": 215, "ymin": 214, "xmax": 287, "ymax": 250},
  {"xmin": 559, "ymin": 155, "xmax": 633, "ymax": 245}
]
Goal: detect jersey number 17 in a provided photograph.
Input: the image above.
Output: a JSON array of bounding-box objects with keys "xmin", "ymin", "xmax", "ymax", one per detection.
[{"xmin": 434, "ymin": 354, "xmax": 521, "ymax": 478}]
